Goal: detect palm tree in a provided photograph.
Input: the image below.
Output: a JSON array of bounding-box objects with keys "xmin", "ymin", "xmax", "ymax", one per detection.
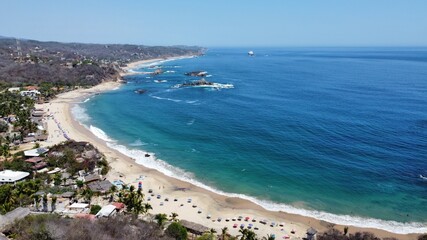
[
  {"xmin": 263, "ymin": 234, "xmax": 275, "ymax": 240},
  {"xmin": 42, "ymin": 194, "xmax": 48, "ymax": 212},
  {"xmin": 51, "ymin": 196, "xmax": 57, "ymax": 212},
  {"xmin": 143, "ymin": 203, "xmax": 152, "ymax": 213},
  {"xmin": 238, "ymin": 228, "xmax": 248, "ymax": 240},
  {"xmin": 32, "ymin": 194, "xmax": 40, "ymax": 211},
  {"xmin": 169, "ymin": 212, "xmax": 179, "ymax": 222},
  {"xmin": 154, "ymin": 213, "xmax": 168, "ymax": 228},
  {"xmin": 221, "ymin": 227, "xmax": 229, "ymax": 240},
  {"xmin": 109, "ymin": 185, "xmax": 117, "ymax": 202},
  {"xmin": 246, "ymin": 230, "xmax": 257, "ymax": 240}
]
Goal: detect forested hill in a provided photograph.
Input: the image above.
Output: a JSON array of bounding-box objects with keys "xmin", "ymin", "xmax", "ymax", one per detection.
[{"xmin": 0, "ymin": 37, "xmax": 203, "ymax": 86}]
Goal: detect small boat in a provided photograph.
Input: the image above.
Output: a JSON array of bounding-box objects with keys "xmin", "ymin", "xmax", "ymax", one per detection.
[{"xmin": 248, "ymin": 50, "xmax": 254, "ymax": 56}]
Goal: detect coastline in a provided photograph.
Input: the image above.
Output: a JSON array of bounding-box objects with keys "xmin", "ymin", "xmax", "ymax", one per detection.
[{"xmin": 37, "ymin": 58, "xmax": 423, "ymax": 240}]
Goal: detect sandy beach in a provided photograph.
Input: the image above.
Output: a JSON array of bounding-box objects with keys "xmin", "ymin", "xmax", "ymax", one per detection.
[{"xmin": 35, "ymin": 59, "xmax": 420, "ymax": 240}]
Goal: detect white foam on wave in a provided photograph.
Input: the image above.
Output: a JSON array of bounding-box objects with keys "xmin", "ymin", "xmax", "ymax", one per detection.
[
  {"xmin": 71, "ymin": 104, "xmax": 91, "ymax": 123},
  {"xmin": 80, "ymin": 122, "xmax": 427, "ymax": 234},
  {"xmin": 149, "ymin": 95, "xmax": 182, "ymax": 103},
  {"xmin": 185, "ymin": 100, "xmax": 199, "ymax": 104},
  {"xmin": 83, "ymin": 97, "xmax": 91, "ymax": 103},
  {"xmin": 187, "ymin": 119, "xmax": 195, "ymax": 125},
  {"xmin": 165, "ymin": 70, "xmax": 176, "ymax": 73},
  {"xmin": 131, "ymin": 56, "xmax": 194, "ymax": 70},
  {"xmin": 89, "ymin": 125, "xmax": 116, "ymax": 142},
  {"xmin": 129, "ymin": 139, "xmax": 147, "ymax": 146}
]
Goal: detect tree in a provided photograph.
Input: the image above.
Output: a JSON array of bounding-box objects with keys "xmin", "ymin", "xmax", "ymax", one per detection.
[
  {"xmin": 166, "ymin": 222, "xmax": 188, "ymax": 240},
  {"xmin": 42, "ymin": 194, "xmax": 48, "ymax": 212},
  {"xmin": 344, "ymin": 226, "xmax": 349, "ymax": 236},
  {"xmin": 32, "ymin": 194, "xmax": 40, "ymax": 211},
  {"xmin": 154, "ymin": 213, "xmax": 168, "ymax": 228},
  {"xmin": 221, "ymin": 227, "xmax": 229, "ymax": 240},
  {"xmin": 76, "ymin": 180, "xmax": 84, "ymax": 189},
  {"xmin": 169, "ymin": 212, "xmax": 179, "ymax": 222},
  {"xmin": 51, "ymin": 196, "xmax": 57, "ymax": 212},
  {"xmin": 90, "ymin": 204, "xmax": 102, "ymax": 215},
  {"xmin": 263, "ymin": 234, "xmax": 275, "ymax": 240}
]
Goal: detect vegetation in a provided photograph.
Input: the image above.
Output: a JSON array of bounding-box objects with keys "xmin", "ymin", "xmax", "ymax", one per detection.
[
  {"xmin": 155, "ymin": 213, "xmax": 168, "ymax": 228},
  {"xmin": 0, "ymin": 179, "xmax": 41, "ymax": 214},
  {"xmin": 165, "ymin": 222, "xmax": 188, "ymax": 240},
  {"xmin": 3, "ymin": 214, "xmax": 174, "ymax": 240},
  {"xmin": 90, "ymin": 204, "xmax": 101, "ymax": 215},
  {"xmin": 0, "ymin": 37, "xmax": 203, "ymax": 86},
  {"xmin": 118, "ymin": 184, "xmax": 151, "ymax": 215}
]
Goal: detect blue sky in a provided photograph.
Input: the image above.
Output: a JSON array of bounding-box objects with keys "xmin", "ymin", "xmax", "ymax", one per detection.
[{"xmin": 1, "ymin": 0, "xmax": 426, "ymax": 47}]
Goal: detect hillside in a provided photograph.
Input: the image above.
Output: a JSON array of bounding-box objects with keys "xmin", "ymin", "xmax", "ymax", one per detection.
[{"xmin": 0, "ymin": 37, "xmax": 203, "ymax": 86}]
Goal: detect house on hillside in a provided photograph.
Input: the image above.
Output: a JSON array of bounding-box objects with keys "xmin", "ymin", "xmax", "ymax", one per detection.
[
  {"xmin": 25, "ymin": 157, "xmax": 48, "ymax": 170},
  {"xmin": 0, "ymin": 170, "xmax": 30, "ymax": 185},
  {"xmin": 24, "ymin": 148, "xmax": 49, "ymax": 157},
  {"xmin": 87, "ymin": 180, "xmax": 113, "ymax": 194},
  {"xmin": 96, "ymin": 205, "xmax": 116, "ymax": 218}
]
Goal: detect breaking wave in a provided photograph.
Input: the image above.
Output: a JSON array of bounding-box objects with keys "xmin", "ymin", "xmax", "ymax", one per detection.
[{"xmin": 71, "ymin": 104, "xmax": 91, "ymax": 124}]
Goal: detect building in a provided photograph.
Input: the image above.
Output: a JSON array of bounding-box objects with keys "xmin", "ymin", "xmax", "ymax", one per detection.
[
  {"xmin": 25, "ymin": 157, "xmax": 48, "ymax": 170},
  {"xmin": 0, "ymin": 170, "xmax": 30, "ymax": 184},
  {"xmin": 87, "ymin": 180, "xmax": 113, "ymax": 194},
  {"xmin": 96, "ymin": 205, "xmax": 116, "ymax": 218},
  {"xmin": 20, "ymin": 90, "xmax": 40, "ymax": 98},
  {"xmin": 24, "ymin": 148, "xmax": 49, "ymax": 157}
]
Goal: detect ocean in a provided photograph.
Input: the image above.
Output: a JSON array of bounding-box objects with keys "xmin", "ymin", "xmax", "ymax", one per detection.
[{"xmin": 73, "ymin": 48, "xmax": 427, "ymax": 233}]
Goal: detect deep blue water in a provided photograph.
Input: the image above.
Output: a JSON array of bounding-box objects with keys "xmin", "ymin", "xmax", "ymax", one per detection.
[{"xmin": 77, "ymin": 48, "xmax": 427, "ymax": 232}]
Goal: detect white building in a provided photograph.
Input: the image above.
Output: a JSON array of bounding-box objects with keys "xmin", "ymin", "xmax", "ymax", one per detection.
[
  {"xmin": 0, "ymin": 170, "xmax": 30, "ymax": 184},
  {"xmin": 20, "ymin": 90, "xmax": 40, "ymax": 98},
  {"xmin": 96, "ymin": 205, "xmax": 116, "ymax": 218}
]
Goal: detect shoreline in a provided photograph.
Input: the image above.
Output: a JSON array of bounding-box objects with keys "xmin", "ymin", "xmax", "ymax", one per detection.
[{"xmin": 37, "ymin": 58, "xmax": 423, "ymax": 239}]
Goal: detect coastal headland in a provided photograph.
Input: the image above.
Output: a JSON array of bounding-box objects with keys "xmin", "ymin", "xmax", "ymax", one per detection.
[{"xmin": 34, "ymin": 56, "xmax": 423, "ymax": 240}]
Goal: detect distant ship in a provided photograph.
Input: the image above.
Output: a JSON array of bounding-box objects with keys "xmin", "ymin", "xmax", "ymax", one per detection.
[{"xmin": 248, "ymin": 51, "xmax": 254, "ymax": 56}]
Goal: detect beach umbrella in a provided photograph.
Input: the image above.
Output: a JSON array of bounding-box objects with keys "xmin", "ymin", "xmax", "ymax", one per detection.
[
  {"xmin": 233, "ymin": 224, "xmax": 238, "ymax": 228},
  {"xmin": 245, "ymin": 216, "xmax": 250, "ymax": 221},
  {"xmin": 138, "ymin": 181, "xmax": 142, "ymax": 190}
]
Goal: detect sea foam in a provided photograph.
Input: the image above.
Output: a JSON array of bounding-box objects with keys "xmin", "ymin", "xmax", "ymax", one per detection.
[
  {"xmin": 71, "ymin": 104, "xmax": 91, "ymax": 124},
  {"xmin": 84, "ymin": 122, "xmax": 427, "ymax": 234}
]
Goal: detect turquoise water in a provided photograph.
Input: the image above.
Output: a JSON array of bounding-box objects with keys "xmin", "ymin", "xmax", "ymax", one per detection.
[{"xmin": 75, "ymin": 48, "xmax": 427, "ymax": 233}]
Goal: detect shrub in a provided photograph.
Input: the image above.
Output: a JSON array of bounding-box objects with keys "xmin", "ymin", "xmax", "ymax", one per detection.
[
  {"xmin": 90, "ymin": 204, "xmax": 101, "ymax": 215},
  {"xmin": 166, "ymin": 222, "xmax": 188, "ymax": 240}
]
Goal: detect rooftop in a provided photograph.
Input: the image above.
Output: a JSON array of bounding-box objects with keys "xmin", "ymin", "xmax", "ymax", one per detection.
[
  {"xmin": 24, "ymin": 147, "xmax": 49, "ymax": 157},
  {"xmin": 0, "ymin": 170, "xmax": 30, "ymax": 183},
  {"xmin": 96, "ymin": 205, "xmax": 116, "ymax": 217}
]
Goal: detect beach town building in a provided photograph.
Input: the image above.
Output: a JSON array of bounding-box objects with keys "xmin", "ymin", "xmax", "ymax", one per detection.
[
  {"xmin": 96, "ymin": 204, "xmax": 116, "ymax": 218},
  {"xmin": 25, "ymin": 157, "xmax": 48, "ymax": 170},
  {"xmin": 24, "ymin": 147, "xmax": 49, "ymax": 157},
  {"xmin": 0, "ymin": 170, "xmax": 30, "ymax": 185},
  {"xmin": 87, "ymin": 180, "xmax": 113, "ymax": 194},
  {"xmin": 20, "ymin": 90, "xmax": 40, "ymax": 98},
  {"xmin": 7, "ymin": 87, "xmax": 20, "ymax": 92}
]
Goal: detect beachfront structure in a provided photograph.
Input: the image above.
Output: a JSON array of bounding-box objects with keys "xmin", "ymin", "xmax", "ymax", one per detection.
[
  {"xmin": 87, "ymin": 180, "xmax": 113, "ymax": 194},
  {"xmin": 25, "ymin": 157, "xmax": 47, "ymax": 170},
  {"xmin": 20, "ymin": 90, "xmax": 40, "ymax": 98},
  {"xmin": 24, "ymin": 148, "xmax": 49, "ymax": 157},
  {"xmin": 96, "ymin": 205, "xmax": 116, "ymax": 218},
  {"xmin": 0, "ymin": 170, "xmax": 30, "ymax": 184}
]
